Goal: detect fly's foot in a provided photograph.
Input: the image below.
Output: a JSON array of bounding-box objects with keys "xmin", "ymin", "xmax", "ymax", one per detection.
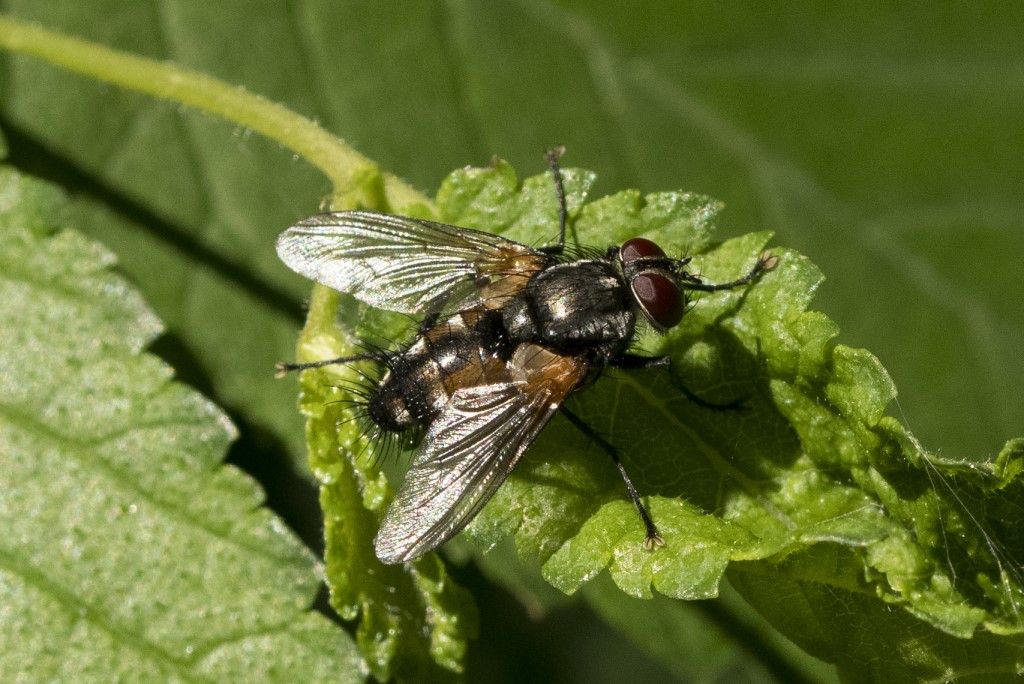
[{"xmin": 643, "ymin": 532, "xmax": 665, "ymax": 551}]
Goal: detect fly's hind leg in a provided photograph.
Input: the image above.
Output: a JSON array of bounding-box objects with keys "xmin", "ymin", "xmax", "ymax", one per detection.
[
  {"xmin": 610, "ymin": 353, "xmax": 746, "ymax": 411},
  {"xmin": 560, "ymin": 406, "xmax": 664, "ymax": 550},
  {"xmin": 274, "ymin": 352, "xmax": 378, "ymax": 378}
]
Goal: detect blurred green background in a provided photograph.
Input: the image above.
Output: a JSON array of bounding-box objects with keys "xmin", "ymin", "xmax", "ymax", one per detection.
[{"xmin": 2, "ymin": 2, "xmax": 1021, "ymax": 681}]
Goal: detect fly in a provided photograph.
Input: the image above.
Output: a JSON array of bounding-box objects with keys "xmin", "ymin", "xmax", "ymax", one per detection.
[{"xmin": 275, "ymin": 148, "xmax": 777, "ymax": 564}]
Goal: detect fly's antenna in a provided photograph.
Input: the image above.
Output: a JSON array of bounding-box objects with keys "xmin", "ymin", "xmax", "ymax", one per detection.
[{"xmin": 544, "ymin": 145, "xmax": 569, "ymax": 254}]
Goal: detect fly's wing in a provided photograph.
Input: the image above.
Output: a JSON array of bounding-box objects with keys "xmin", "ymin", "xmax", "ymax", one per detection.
[
  {"xmin": 276, "ymin": 211, "xmax": 547, "ymax": 314},
  {"xmin": 374, "ymin": 345, "xmax": 588, "ymax": 564}
]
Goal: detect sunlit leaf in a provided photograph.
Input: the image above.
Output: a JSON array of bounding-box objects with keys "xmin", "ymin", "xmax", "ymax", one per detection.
[{"xmin": 304, "ymin": 160, "xmax": 1024, "ymax": 681}]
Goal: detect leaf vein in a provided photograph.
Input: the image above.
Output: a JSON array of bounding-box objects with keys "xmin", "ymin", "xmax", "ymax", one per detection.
[
  {"xmin": 0, "ymin": 548, "xmax": 210, "ymax": 683},
  {"xmin": 0, "ymin": 400, "xmax": 308, "ymax": 569}
]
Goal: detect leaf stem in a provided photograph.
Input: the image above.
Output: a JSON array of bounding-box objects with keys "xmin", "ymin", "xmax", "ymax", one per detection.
[{"xmin": 0, "ymin": 14, "xmax": 432, "ymax": 212}]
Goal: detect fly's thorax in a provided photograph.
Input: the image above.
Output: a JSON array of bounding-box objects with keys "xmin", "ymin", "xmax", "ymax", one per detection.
[
  {"xmin": 522, "ymin": 260, "xmax": 636, "ymax": 353},
  {"xmin": 498, "ymin": 297, "xmax": 536, "ymax": 344}
]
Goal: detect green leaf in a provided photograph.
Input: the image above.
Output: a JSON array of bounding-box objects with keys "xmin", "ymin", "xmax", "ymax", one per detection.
[
  {"xmin": 0, "ymin": 165, "xmax": 365, "ymax": 681},
  {"xmin": 462, "ymin": 540, "xmax": 837, "ymax": 683},
  {"xmin": 296, "ymin": 288, "xmax": 478, "ymax": 681},
  {"xmin": 3, "ymin": 3, "xmax": 1023, "ymax": 681},
  {"xmin": 582, "ymin": 574, "xmax": 836, "ymax": 684},
  {"xmin": 730, "ymin": 555, "xmax": 1024, "ymax": 683},
  {"xmin": 0, "ymin": 2, "xmax": 337, "ymax": 474},
  {"xmin": 302, "ymin": 160, "xmax": 1024, "ymax": 681}
]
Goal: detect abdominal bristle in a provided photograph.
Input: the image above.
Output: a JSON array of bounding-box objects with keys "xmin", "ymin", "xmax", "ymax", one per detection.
[{"xmin": 313, "ymin": 341, "xmax": 417, "ymax": 472}]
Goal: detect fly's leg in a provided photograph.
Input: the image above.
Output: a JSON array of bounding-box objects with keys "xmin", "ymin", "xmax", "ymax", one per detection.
[
  {"xmin": 629, "ymin": 253, "xmax": 777, "ymax": 405},
  {"xmin": 274, "ymin": 352, "xmax": 378, "ymax": 378},
  {"xmin": 538, "ymin": 145, "xmax": 569, "ymax": 256},
  {"xmin": 560, "ymin": 406, "xmax": 664, "ymax": 550},
  {"xmin": 680, "ymin": 252, "xmax": 778, "ymax": 292},
  {"xmin": 610, "ymin": 353, "xmax": 745, "ymax": 411}
]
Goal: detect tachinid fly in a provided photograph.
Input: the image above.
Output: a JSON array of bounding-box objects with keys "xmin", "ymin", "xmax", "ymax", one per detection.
[{"xmin": 276, "ymin": 149, "xmax": 777, "ymax": 564}]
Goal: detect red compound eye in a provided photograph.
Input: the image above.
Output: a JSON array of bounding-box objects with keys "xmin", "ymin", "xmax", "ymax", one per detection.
[
  {"xmin": 630, "ymin": 271, "xmax": 684, "ymax": 329},
  {"xmin": 619, "ymin": 237, "xmax": 666, "ymax": 264}
]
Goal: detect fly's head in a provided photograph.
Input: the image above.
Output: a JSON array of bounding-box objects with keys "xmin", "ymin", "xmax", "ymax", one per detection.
[
  {"xmin": 615, "ymin": 237, "xmax": 689, "ymax": 332},
  {"xmin": 615, "ymin": 237, "xmax": 778, "ymax": 333}
]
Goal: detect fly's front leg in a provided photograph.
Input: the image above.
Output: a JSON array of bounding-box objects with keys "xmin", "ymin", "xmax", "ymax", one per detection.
[
  {"xmin": 610, "ymin": 353, "xmax": 745, "ymax": 411},
  {"xmin": 681, "ymin": 252, "xmax": 778, "ymax": 293}
]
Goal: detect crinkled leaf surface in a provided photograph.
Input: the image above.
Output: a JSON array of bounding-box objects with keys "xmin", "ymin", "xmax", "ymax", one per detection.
[
  {"xmin": 0, "ymin": 165, "xmax": 364, "ymax": 682},
  {"xmin": 304, "ymin": 161, "xmax": 1024, "ymax": 681},
  {"xmin": 458, "ymin": 539, "xmax": 833, "ymax": 683},
  {"xmin": 729, "ymin": 556, "xmax": 1024, "ymax": 684}
]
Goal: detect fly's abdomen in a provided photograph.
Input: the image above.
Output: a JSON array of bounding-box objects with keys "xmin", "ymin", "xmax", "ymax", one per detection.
[
  {"xmin": 366, "ymin": 314, "xmax": 501, "ymax": 433},
  {"xmin": 366, "ymin": 371, "xmax": 420, "ymax": 433}
]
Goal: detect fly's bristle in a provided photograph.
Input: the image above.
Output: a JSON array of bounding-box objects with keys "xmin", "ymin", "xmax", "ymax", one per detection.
[
  {"xmin": 362, "ymin": 426, "xmax": 390, "ymax": 470},
  {"xmin": 348, "ymin": 365, "xmax": 376, "ymax": 385},
  {"xmin": 354, "ymin": 423, "xmax": 419, "ymax": 472},
  {"xmin": 326, "ymin": 375, "xmax": 379, "ymax": 398}
]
